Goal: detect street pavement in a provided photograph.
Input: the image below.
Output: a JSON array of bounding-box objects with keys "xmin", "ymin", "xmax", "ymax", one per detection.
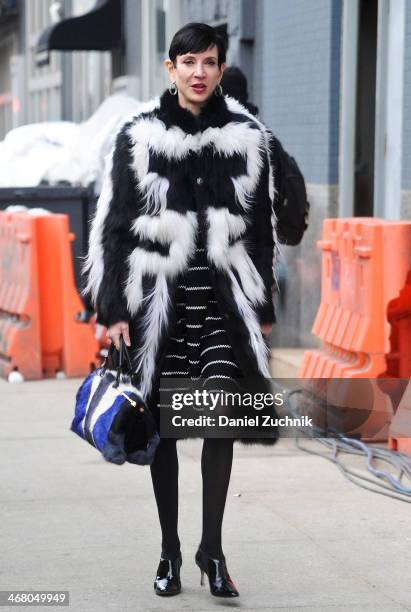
[{"xmin": 1, "ymin": 355, "xmax": 410, "ymax": 612}]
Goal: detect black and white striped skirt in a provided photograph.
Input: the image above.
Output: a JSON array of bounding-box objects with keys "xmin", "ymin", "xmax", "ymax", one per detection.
[{"xmin": 158, "ymin": 238, "xmax": 242, "ymax": 403}]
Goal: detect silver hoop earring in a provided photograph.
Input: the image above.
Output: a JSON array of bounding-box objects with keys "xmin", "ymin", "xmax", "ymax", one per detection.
[
  {"xmin": 214, "ymin": 84, "xmax": 223, "ymax": 97},
  {"xmin": 169, "ymin": 82, "xmax": 178, "ymax": 95}
]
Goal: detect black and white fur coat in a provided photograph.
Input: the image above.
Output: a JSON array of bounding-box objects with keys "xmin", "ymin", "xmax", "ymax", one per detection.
[{"xmin": 84, "ymin": 89, "xmax": 279, "ymax": 418}]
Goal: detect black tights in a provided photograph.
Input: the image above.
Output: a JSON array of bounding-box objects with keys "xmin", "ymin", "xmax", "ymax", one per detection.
[{"xmin": 150, "ymin": 438, "xmax": 234, "ymax": 560}]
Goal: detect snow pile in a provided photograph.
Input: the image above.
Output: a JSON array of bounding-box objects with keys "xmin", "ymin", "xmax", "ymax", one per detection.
[
  {"xmin": 0, "ymin": 94, "xmax": 143, "ymax": 194},
  {"xmin": 0, "ymin": 122, "xmax": 79, "ymax": 187}
]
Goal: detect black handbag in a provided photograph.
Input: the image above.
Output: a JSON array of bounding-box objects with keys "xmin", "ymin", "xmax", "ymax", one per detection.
[{"xmin": 71, "ymin": 336, "xmax": 160, "ymax": 465}]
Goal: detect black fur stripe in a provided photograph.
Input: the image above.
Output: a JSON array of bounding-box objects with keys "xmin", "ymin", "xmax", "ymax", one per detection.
[{"xmin": 138, "ymin": 239, "xmax": 170, "ymax": 257}]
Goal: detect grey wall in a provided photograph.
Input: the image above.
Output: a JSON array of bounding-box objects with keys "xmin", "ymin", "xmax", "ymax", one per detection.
[
  {"xmin": 253, "ymin": 0, "xmax": 342, "ymax": 348},
  {"xmin": 180, "ymin": 0, "xmax": 250, "ymax": 72},
  {"xmin": 253, "ymin": 0, "xmax": 341, "ymax": 185}
]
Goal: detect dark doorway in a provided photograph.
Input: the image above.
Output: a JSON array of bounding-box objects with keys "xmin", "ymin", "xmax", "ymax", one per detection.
[{"xmin": 354, "ymin": 0, "xmax": 378, "ymax": 216}]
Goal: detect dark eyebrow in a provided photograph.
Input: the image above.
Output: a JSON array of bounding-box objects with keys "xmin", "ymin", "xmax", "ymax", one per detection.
[{"xmin": 182, "ymin": 54, "xmax": 217, "ymax": 60}]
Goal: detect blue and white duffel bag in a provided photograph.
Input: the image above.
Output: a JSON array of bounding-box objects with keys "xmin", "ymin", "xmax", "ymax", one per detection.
[{"xmin": 71, "ymin": 336, "xmax": 160, "ymax": 465}]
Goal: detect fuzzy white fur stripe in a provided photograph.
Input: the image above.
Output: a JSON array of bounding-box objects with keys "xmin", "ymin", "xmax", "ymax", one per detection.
[
  {"xmin": 201, "ymin": 140, "xmax": 272, "ymax": 363},
  {"xmin": 131, "ymin": 274, "xmax": 171, "ymax": 398},
  {"xmin": 132, "ymin": 209, "xmax": 197, "ymax": 244},
  {"xmin": 83, "ymin": 101, "xmax": 162, "ymax": 305},
  {"xmin": 82, "ymin": 151, "xmax": 113, "ymax": 303},
  {"xmin": 229, "ymin": 242, "xmax": 265, "ymax": 305},
  {"xmin": 126, "ymin": 100, "xmax": 164, "ymax": 210},
  {"xmin": 126, "ymin": 210, "xmax": 198, "ymax": 316},
  {"xmin": 206, "ymin": 207, "xmax": 246, "ymax": 267},
  {"xmin": 138, "ymin": 172, "xmax": 170, "ymax": 215},
  {"xmin": 261, "ymin": 126, "xmax": 281, "ymax": 287},
  {"xmin": 206, "ymin": 207, "xmax": 265, "ymax": 305},
  {"xmin": 199, "ymin": 122, "xmax": 262, "ymax": 158},
  {"xmin": 226, "ymin": 95, "xmax": 280, "ymax": 279},
  {"xmin": 228, "ymin": 269, "xmax": 270, "ymax": 377},
  {"xmin": 130, "ymin": 120, "xmax": 197, "ymax": 164},
  {"xmin": 128, "ymin": 114, "xmax": 264, "ymax": 161},
  {"xmin": 230, "ymin": 133, "xmax": 265, "ymax": 212},
  {"xmin": 127, "ymin": 110, "xmax": 266, "ymax": 213},
  {"xmin": 225, "ymin": 95, "xmax": 274, "ymax": 204}
]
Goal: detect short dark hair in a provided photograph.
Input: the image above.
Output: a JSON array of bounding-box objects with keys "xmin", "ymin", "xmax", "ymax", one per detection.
[{"xmin": 168, "ymin": 22, "xmax": 226, "ymax": 67}]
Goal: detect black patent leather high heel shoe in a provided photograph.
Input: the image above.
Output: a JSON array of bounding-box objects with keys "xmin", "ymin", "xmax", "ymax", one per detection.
[
  {"xmin": 154, "ymin": 553, "xmax": 182, "ymax": 596},
  {"xmin": 195, "ymin": 548, "xmax": 239, "ymax": 597}
]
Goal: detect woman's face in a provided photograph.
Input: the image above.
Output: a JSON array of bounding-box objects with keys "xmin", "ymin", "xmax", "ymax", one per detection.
[{"xmin": 165, "ymin": 45, "xmax": 225, "ymax": 114}]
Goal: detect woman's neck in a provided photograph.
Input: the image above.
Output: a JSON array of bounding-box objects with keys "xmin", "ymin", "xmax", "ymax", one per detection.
[{"xmin": 177, "ymin": 92, "xmax": 203, "ymax": 116}]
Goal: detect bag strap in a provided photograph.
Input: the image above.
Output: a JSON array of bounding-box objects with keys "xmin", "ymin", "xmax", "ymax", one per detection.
[
  {"xmin": 100, "ymin": 342, "xmax": 116, "ymax": 375},
  {"xmin": 119, "ymin": 335, "xmax": 133, "ymax": 374},
  {"xmin": 101, "ymin": 335, "xmax": 134, "ymax": 385}
]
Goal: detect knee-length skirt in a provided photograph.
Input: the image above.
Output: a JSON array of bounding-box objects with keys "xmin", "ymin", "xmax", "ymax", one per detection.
[{"xmin": 157, "ymin": 235, "xmax": 242, "ymax": 409}]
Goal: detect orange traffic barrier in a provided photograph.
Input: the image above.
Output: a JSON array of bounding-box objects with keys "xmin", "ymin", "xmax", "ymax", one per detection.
[
  {"xmin": 299, "ymin": 218, "xmax": 411, "ymax": 441},
  {"xmin": 383, "ymin": 272, "xmax": 411, "ymax": 378},
  {"xmin": 388, "ymin": 379, "xmax": 411, "ymax": 456},
  {"xmin": 375, "ymin": 275, "xmax": 411, "ymax": 424},
  {"xmin": 35, "ymin": 214, "xmax": 99, "ymax": 377},
  {"xmin": 0, "ymin": 211, "xmax": 43, "ymax": 379},
  {"xmin": 0, "ymin": 209, "xmax": 99, "ymax": 379}
]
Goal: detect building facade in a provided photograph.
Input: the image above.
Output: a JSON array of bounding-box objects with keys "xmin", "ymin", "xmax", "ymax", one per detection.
[
  {"xmin": 0, "ymin": 0, "xmax": 20, "ymax": 135},
  {"xmin": 0, "ymin": 0, "xmax": 111, "ymax": 135},
  {"xmin": 253, "ymin": 0, "xmax": 342, "ymax": 347}
]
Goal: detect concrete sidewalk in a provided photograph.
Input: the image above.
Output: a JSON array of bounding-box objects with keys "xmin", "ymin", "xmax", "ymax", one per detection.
[{"xmin": 1, "ymin": 366, "xmax": 410, "ymax": 611}]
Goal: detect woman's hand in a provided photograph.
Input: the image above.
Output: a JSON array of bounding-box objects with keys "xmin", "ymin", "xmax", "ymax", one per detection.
[
  {"xmin": 106, "ymin": 321, "xmax": 131, "ymax": 350},
  {"xmin": 261, "ymin": 323, "xmax": 273, "ymax": 337}
]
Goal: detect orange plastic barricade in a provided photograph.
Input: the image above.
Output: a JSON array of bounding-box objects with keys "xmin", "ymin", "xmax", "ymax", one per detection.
[
  {"xmin": 384, "ymin": 272, "xmax": 411, "ymax": 378},
  {"xmin": 35, "ymin": 214, "xmax": 99, "ymax": 377},
  {"xmin": 299, "ymin": 218, "xmax": 411, "ymax": 441},
  {"xmin": 388, "ymin": 380, "xmax": 411, "ymax": 456},
  {"xmin": 0, "ymin": 211, "xmax": 43, "ymax": 379}
]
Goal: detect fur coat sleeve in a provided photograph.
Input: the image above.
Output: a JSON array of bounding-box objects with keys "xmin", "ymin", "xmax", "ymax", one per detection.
[
  {"xmin": 247, "ymin": 141, "xmax": 277, "ymax": 325},
  {"xmin": 83, "ymin": 123, "xmax": 136, "ymax": 328}
]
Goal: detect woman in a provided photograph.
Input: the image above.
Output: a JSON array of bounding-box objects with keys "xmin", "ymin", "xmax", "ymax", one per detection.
[{"xmin": 84, "ymin": 22, "xmax": 279, "ymax": 599}]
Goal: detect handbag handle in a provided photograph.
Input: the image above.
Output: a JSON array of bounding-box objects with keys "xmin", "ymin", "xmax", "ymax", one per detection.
[
  {"xmin": 119, "ymin": 335, "xmax": 133, "ymax": 373},
  {"xmin": 101, "ymin": 335, "xmax": 134, "ymax": 386}
]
